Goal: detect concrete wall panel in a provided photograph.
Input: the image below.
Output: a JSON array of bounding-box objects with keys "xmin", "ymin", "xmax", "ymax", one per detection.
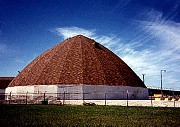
[{"xmin": 5, "ymin": 84, "xmax": 148, "ymax": 100}]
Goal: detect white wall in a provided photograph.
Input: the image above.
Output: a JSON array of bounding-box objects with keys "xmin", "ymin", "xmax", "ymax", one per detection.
[
  {"xmin": 56, "ymin": 85, "xmax": 148, "ymax": 100},
  {"xmin": 34, "ymin": 85, "xmax": 58, "ymax": 100},
  {"xmin": 5, "ymin": 85, "xmax": 58, "ymax": 100},
  {"xmin": 5, "ymin": 84, "xmax": 148, "ymax": 100},
  {"xmin": 83, "ymin": 85, "xmax": 148, "ymax": 100},
  {"xmin": 57, "ymin": 85, "xmax": 83, "ymax": 100},
  {"xmin": 34, "ymin": 85, "xmax": 57, "ymax": 94}
]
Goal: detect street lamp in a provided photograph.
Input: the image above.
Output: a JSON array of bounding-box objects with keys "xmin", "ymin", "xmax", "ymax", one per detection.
[
  {"xmin": 160, "ymin": 70, "xmax": 166, "ymax": 97},
  {"xmin": 142, "ymin": 74, "xmax": 146, "ymax": 84}
]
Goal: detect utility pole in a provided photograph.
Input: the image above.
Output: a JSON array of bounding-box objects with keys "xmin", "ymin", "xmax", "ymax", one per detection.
[
  {"xmin": 142, "ymin": 74, "xmax": 146, "ymax": 84},
  {"xmin": 160, "ymin": 70, "xmax": 166, "ymax": 98}
]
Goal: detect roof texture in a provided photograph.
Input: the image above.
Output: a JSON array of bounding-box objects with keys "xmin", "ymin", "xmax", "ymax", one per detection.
[
  {"xmin": 9, "ymin": 35, "xmax": 146, "ymax": 88},
  {"xmin": 0, "ymin": 77, "xmax": 14, "ymax": 89}
]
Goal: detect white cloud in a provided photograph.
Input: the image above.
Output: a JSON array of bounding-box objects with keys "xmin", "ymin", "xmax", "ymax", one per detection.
[
  {"xmin": 14, "ymin": 58, "xmax": 25, "ymax": 64},
  {"xmin": 136, "ymin": 10, "xmax": 180, "ymax": 89},
  {"xmin": 55, "ymin": 27, "xmax": 122, "ymax": 50},
  {"xmin": 56, "ymin": 27, "xmax": 95, "ymax": 39},
  {"xmin": 141, "ymin": 21, "xmax": 180, "ymax": 51}
]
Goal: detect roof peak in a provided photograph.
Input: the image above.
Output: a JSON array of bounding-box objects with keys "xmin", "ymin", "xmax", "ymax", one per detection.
[{"xmin": 66, "ymin": 35, "xmax": 93, "ymax": 40}]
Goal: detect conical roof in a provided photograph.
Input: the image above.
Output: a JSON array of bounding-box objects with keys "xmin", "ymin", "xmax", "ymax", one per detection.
[{"xmin": 9, "ymin": 35, "xmax": 146, "ymax": 88}]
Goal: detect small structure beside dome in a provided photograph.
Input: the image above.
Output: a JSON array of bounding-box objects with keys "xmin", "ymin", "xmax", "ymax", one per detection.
[
  {"xmin": 6, "ymin": 35, "xmax": 148, "ymax": 100},
  {"xmin": 0, "ymin": 77, "xmax": 14, "ymax": 100}
]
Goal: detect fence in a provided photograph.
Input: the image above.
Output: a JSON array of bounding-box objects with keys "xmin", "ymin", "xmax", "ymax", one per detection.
[{"xmin": 0, "ymin": 92, "xmax": 180, "ymax": 107}]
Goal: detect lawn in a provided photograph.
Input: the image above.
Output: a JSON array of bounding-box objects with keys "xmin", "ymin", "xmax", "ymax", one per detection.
[{"xmin": 0, "ymin": 105, "xmax": 180, "ymax": 126}]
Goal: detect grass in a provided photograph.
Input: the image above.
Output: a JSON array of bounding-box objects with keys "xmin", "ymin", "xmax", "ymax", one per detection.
[{"xmin": 0, "ymin": 105, "xmax": 180, "ymax": 127}]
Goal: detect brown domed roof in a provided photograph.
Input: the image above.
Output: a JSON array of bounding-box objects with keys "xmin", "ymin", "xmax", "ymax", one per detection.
[{"xmin": 9, "ymin": 35, "xmax": 146, "ymax": 88}]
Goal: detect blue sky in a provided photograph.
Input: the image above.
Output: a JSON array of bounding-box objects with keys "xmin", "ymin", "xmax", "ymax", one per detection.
[{"xmin": 0, "ymin": 0, "xmax": 180, "ymax": 90}]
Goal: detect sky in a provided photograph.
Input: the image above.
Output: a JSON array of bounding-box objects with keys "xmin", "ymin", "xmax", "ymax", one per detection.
[{"xmin": 0, "ymin": 0, "xmax": 180, "ymax": 90}]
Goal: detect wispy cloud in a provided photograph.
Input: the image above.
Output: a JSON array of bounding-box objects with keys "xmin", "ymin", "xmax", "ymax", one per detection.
[
  {"xmin": 14, "ymin": 58, "xmax": 25, "ymax": 64},
  {"xmin": 143, "ymin": 21, "xmax": 180, "ymax": 51},
  {"xmin": 55, "ymin": 27, "xmax": 121, "ymax": 48},
  {"xmin": 107, "ymin": 0, "xmax": 131, "ymax": 15},
  {"xmin": 56, "ymin": 27, "xmax": 95, "ymax": 39},
  {"xmin": 137, "ymin": 10, "xmax": 180, "ymax": 88},
  {"xmin": 55, "ymin": 16, "xmax": 180, "ymax": 90}
]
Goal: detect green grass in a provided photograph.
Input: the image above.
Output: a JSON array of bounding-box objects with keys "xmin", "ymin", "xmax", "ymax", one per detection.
[{"xmin": 0, "ymin": 105, "xmax": 180, "ymax": 127}]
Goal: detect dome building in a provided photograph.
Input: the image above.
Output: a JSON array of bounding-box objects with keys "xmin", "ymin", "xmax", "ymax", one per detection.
[{"xmin": 6, "ymin": 35, "xmax": 148, "ymax": 100}]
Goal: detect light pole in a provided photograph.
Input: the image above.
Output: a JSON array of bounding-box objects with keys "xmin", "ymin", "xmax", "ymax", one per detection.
[
  {"xmin": 142, "ymin": 74, "xmax": 146, "ymax": 84},
  {"xmin": 160, "ymin": 70, "xmax": 166, "ymax": 98}
]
